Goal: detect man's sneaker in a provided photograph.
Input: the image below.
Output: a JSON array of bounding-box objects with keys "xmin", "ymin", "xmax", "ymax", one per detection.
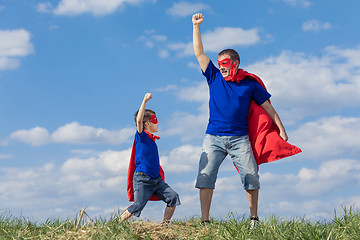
[
  {"xmin": 249, "ymin": 216, "xmax": 259, "ymax": 230},
  {"xmin": 161, "ymin": 220, "xmax": 171, "ymax": 226},
  {"xmin": 200, "ymin": 219, "xmax": 211, "ymax": 226}
]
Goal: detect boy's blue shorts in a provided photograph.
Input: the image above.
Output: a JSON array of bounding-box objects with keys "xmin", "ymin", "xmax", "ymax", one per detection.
[{"xmin": 128, "ymin": 172, "xmax": 180, "ymax": 217}]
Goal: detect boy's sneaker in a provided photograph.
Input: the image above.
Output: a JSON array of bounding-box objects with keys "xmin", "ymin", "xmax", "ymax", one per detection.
[{"xmin": 249, "ymin": 216, "xmax": 259, "ymax": 230}]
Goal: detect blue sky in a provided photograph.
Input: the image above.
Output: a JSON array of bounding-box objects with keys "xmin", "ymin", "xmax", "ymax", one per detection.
[{"xmin": 1, "ymin": 0, "xmax": 360, "ymax": 222}]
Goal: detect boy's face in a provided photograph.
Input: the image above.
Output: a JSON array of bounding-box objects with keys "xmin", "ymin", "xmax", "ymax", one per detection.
[{"xmin": 145, "ymin": 115, "xmax": 159, "ymax": 133}]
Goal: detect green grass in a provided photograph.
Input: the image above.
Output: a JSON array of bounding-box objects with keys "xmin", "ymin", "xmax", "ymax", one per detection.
[{"xmin": 0, "ymin": 207, "xmax": 359, "ymax": 239}]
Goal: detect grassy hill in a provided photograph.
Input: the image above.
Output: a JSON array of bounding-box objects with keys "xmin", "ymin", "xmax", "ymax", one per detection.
[{"xmin": 1, "ymin": 207, "xmax": 359, "ymax": 239}]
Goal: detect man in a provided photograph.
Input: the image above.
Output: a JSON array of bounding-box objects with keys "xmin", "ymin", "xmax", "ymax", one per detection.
[{"xmin": 192, "ymin": 12, "xmax": 291, "ymax": 228}]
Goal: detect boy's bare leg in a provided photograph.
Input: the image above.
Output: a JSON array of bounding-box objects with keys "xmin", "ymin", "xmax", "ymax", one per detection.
[
  {"xmin": 246, "ymin": 189, "xmax": 259, "ymax": 217},
  {"xmin": 163, "ymin": 206, "xmax": 176, "ymax": 222},
  {"xmin": 119, "ymin": 209, "xmax": 133, "ymax": 222},
  {"xmin": 200, "ymin": 188, "xmax": 213, "ymax": 221}
]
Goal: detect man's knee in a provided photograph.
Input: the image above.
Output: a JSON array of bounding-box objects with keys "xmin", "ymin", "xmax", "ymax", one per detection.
[
  {"xmin": 195, "ymin": 173, "xmax": 216, "ymax": 189},
  {"xmin": 243, "ymin": 173, "xmax": 260, "ymax": 190}
]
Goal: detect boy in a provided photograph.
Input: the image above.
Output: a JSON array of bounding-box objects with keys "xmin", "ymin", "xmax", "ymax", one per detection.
[{"xmin": 120, "ymin": 93, "xmax": 180, "ymax": 223}]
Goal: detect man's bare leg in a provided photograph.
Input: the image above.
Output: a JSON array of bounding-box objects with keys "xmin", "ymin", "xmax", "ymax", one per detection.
[
  {"xmin": 246, "ymin": 189, "xmax": 259, "ymax": 217},
  {"xmin": 163, "ymin": 206, "xmax": 176, "ymax": 222},
  {"xmin": 119, "ymin": 209, "xmax": 133, "ymax": 222},
  {"xmin": 200, "ymin": 188, "xmax": 213, "ymax": 221}
]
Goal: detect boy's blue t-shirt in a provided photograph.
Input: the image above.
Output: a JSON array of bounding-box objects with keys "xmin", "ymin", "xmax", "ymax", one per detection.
[
  {"xmin": 134, "ymin": 131, "xmax": 160, "ymax": 178},
  {"xmin": 203, "ymin": 60, "xmax": 271, "ymax": 136}
]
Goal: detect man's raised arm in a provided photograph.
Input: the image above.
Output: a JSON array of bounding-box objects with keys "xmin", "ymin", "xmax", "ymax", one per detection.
[{"xmin": 192, "ymin": 13, "xmax": 210, "ymax": 72}]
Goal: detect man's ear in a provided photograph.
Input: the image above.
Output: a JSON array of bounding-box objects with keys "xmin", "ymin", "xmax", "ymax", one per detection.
[{"xmin": 234, "ymin": 60, "xmax": 240, "ymax": 68}]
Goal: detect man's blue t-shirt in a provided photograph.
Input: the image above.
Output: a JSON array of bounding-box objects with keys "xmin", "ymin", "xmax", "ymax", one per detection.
[
  {"xmin": 203, "ymin": 60, "xmax": 271, "ymax": 136},
  {"xmin": 134, "ymin": 131, "xmax": 160, "ymax": 178}
]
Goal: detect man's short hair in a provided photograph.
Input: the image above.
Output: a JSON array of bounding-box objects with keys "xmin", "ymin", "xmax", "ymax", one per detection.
[{"xmin": 218, "ymin": 49, "xmax": 240, "ymax": 64}]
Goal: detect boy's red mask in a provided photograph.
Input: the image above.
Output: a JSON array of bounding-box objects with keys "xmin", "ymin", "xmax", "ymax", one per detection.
[{"xmin": 150, "ymin": 115, "xmax": 158, "ymax": 124}]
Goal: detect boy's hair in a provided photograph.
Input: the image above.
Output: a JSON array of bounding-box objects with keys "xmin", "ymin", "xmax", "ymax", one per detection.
[
  {"xmin": 134, "ymin": 109, "xmax": 156, "ymax": 128},
  {"xmin": 218, "ymin": 49, "xmax": 240, "ymax": 64}
]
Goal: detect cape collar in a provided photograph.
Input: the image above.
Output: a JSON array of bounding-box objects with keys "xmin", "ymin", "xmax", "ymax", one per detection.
[
  {"xmin": 224, "ymin": 68, "xmax": 252, "ymax": 83},
  {"xmin": 144, "ymin": 130, "xmax": 160, "ymax": 141}
]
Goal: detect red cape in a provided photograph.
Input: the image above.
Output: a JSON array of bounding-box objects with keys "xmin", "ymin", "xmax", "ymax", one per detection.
[
  {"xmin": 231, "ymin": 69, "xmax": 302, "ymax": 166},
  {"xmin": 127, "ymin": 132, "xmax": 164, "ymax": 202}
]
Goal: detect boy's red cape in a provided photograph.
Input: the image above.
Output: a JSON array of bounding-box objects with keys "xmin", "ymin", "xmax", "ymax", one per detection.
[
  {"xmin": 127, "ymin": 131, "xmax": 164, "ymax": 202},
  {"xmin": 226, "ymin": 69, "xmax": 302, "ymax": 165}
]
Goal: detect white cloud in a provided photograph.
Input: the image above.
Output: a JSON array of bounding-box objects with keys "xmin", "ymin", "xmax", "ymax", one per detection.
[
  {"xmin": 203, "ymin": 27, "xmax": 260, "ymax": 51},
  {"xmin": 166, "ymin": 158, "xmax": 360, "ymax": 221},
  {"xmin": 187, "ymin": 61, "xmax": 200, "ymax": 70},
  {"xmin": 154, "ymin": 84, "xmax": 178, "ymax": 92},
  {"xmin": 1, "ymin": 139, "xmax": 359, "ymax": 221},
  {"xmin": 152, "ymin": 35, "xmax": 167, "ymax": 42},
  {"xmin": 166, "ymin": 2, "xmax": 210, "ymax": 17},
  {"xmin": 36, "ymin": 2, "xmax": 53, "ymax": 13},
  {"xmin": 0, "ymin": 57, "xmax": 20, "ymax": 70},
  {"xmin": 205, "ymin": 158, "xmax": 360, "ymax": 220},
  {"xmin": 177, "ymin": 81, "xmax": 208, "ymax": 103},
  {"xmin": 163, "ymin": 110, "xmax": 207, "ymax": 141},
  {"xmin": 60, "ymin": 149, "xmax": 130, "ymax": 181},
  {"xmin": 158, "ymin": 49, "xmax": 170, "ymax": 59},
  {"xmin": 161, "ymin": 144, "xmax": 202, "ymax": 172},
  {"xmin": 296, "ymin": 159, "xmax": 360, "ymax": 195},
  {"xmin": 9, "ymin": 127, "xmax": 51, "ymax": 146},
  {"xmin": 246, "ymin": 45, "xmax": 360, "ymax": 123},
  {"xmin": 168, "ymin": 42, "xmax": 193, "ymax": 57},
  {"xmin": 52, "ymin": 122, "xmax": 133, "ymax": 144},
  {"xmin": 138, "ymin": 33, "xmax": 167, "ymax": 46},
  {"xmin": 260, "ymin": 158, "xmax": 360, "ymax": 201},
  {"xmin": 291, "ymin": 116, "xmax": 360, "ymax": 159},
  {"xmin": 140, "ymin": 26, "xmax": 260, "ymax": 59},
  {"xmin": 57, "ymin": 149, "xmax": 129, "ymax": 201},
  {"xmin": 138, "ymin": 31, "xmax": 171, "ymax": 57},
  {"xmin": 0, "ymin": 149, "xmax": 131, "ymax": 219},
  {"xmin": 43, "ymin": 0, "xmax": 151, "ymax": 16},
  {"xmin": 8, "ymin": 122, "xmax": 134, "ymax": 146},
  {"xmin": 302, "ymin": 19, "xmax": 333, "ymax": 32},
  {"xmin": 0, "ymin": 29, "xmax": 34, "ymax": 70},
  {"xmin": 169, "ymin": 27, "xmax": 261, "ymax": 57}
]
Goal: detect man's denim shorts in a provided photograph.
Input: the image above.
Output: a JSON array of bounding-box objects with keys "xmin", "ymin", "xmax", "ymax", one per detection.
[
  {"xmin": 195, "ymin": 134, "xmax": 260, "ymax": 190},
  {"xmin": 127, "ymin": 172, "xmax": 180, "ymax": 217}
]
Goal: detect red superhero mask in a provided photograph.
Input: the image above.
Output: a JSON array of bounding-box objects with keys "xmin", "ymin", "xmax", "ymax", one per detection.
[
  {"xmin": 218, "ymin": 58, "xmax": 238, "ymax": 80},
  {"xmin": 218, "ymin": 58, "xmax": 232, "ymax": 68},
  {"xmin": 150, "ymin": 115, "xmax": 158, "ymax": 124}
]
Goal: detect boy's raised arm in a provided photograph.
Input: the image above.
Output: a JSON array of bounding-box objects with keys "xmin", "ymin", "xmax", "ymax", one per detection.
[
  {"xmin": 136, "ymin": 93, "xmax": 152, "ymax": 134},
  {"xmin": 192, "ymin": 13, "xmax": 210, "ymax": 73}
]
